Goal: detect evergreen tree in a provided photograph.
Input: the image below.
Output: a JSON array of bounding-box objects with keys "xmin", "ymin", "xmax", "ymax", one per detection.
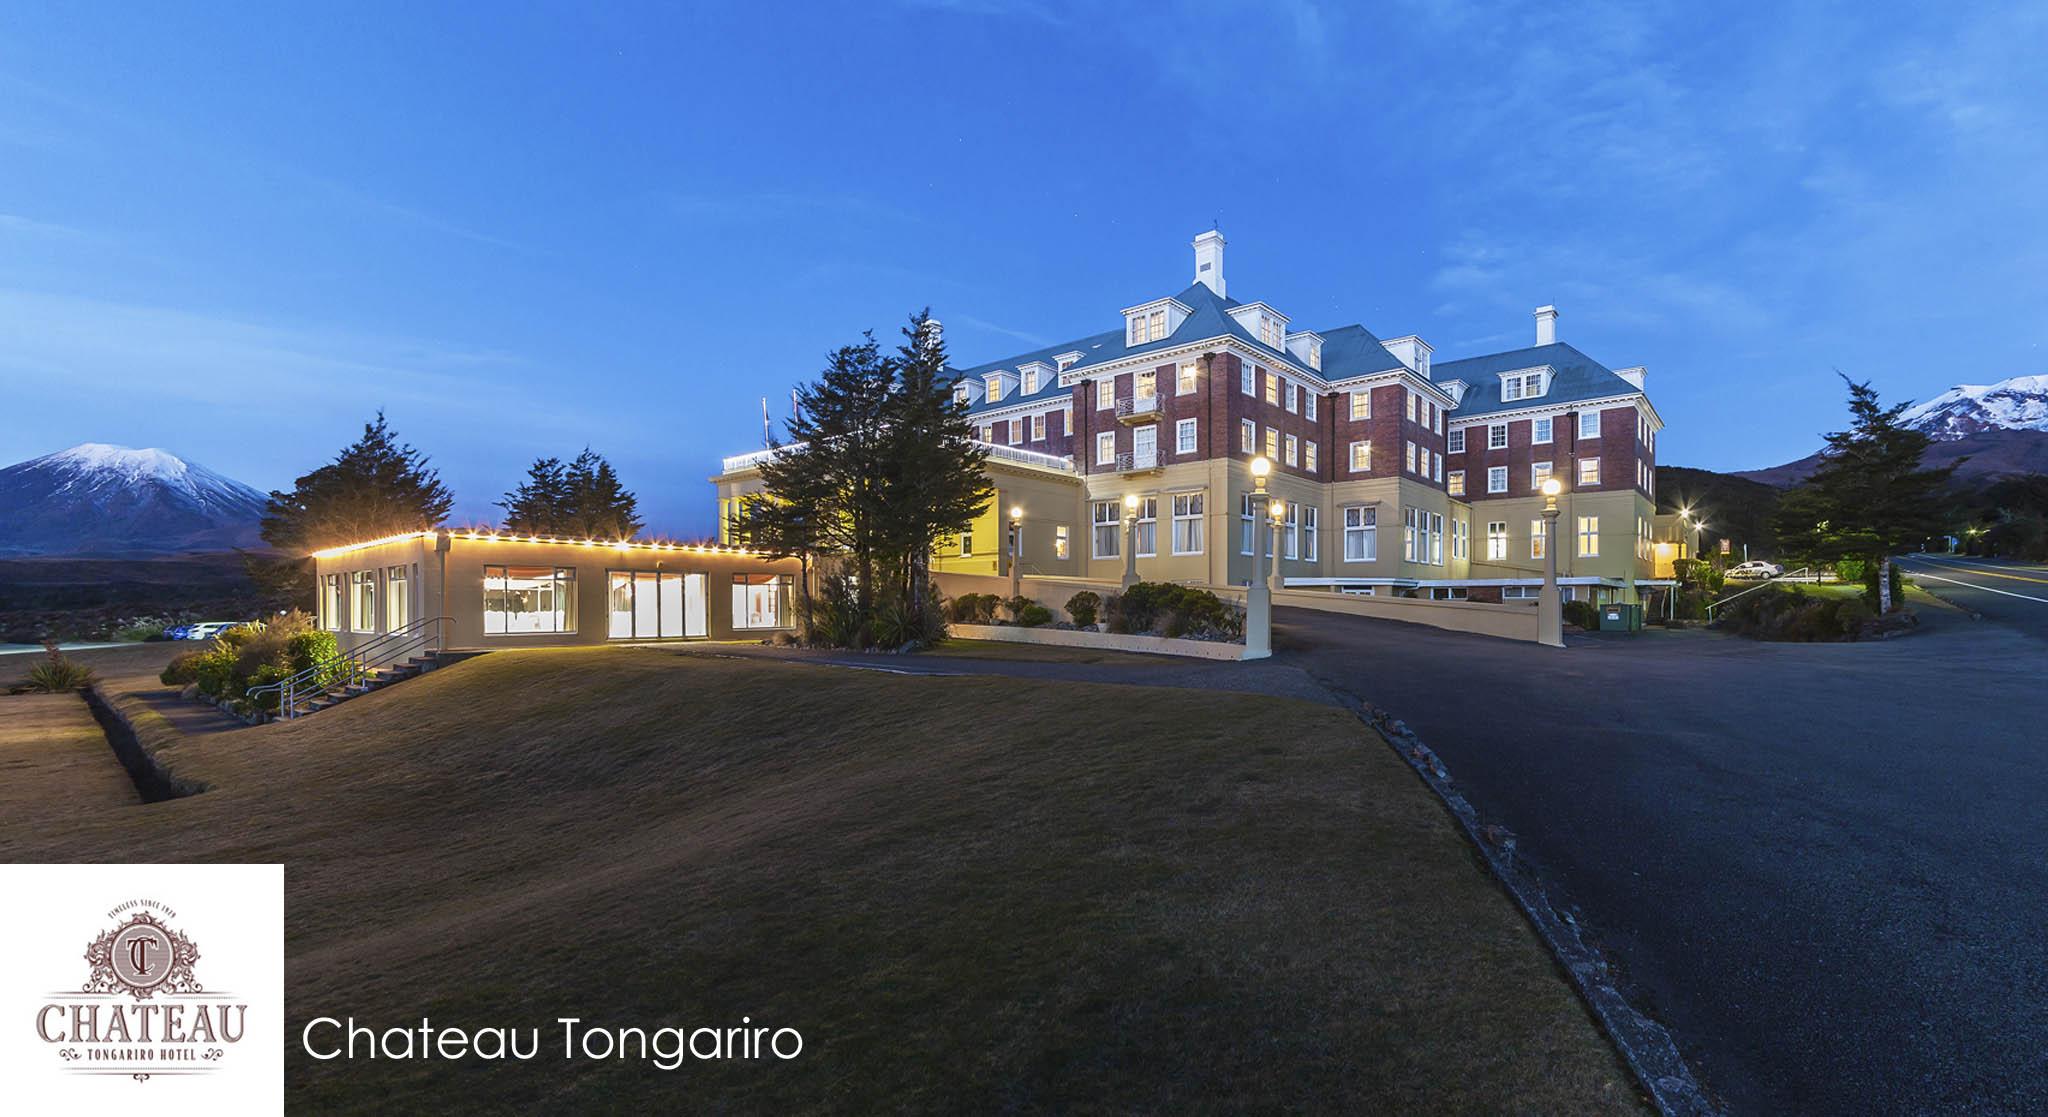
[
  {"xmin": 562, "ymin": 448, "xmax": 643, "ymax": 539},
  {"xmin": 1796, "ymin": 376, "xmax": 1960, "ymax": 611},
  {"xmin": 261, "ymin": 411, "xmax": 454, "ymax": 554},
  {"xmin": 498, "ymin": 456, "xmax": 571, "ymax": 534},
  {"xmin": 880, "ymin": 309, "xmax": 992, "ymax": 617}
]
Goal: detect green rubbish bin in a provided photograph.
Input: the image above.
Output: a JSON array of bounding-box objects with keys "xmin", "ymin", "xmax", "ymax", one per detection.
[{"xmin": 1598, "ymin": 603, "xmax": 1642, "ymax": 632}]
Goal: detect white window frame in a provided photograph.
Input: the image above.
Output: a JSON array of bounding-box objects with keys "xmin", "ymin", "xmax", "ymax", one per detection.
[
  {"xmin": 1452, "ymin": 516, "xmax": 1468, "ymax": 560},
  {"xmin": 1241, "ymin": 365, "xmax": 1254, "ymax": 395},
  {"xmin": 1176, "ymin": 417, "xmax": 1198, "ymax": 455},
  {"xmin": 1134, "ymin": 496, "xmax": 1158, "ymax": 558},
  {"xmin": 1447, "ymin": 428, "xmax": 1465, "ymax": 454},
  {"xmin": 1350, "ymin": 440, "xmax": 1371, "ymax": 474},
  {"xmin": 1022, "ymin": 368, "xmax": 1039, "ymax": 395},
  {"xmin": 1447, "ymin": 470, "xmax": 1465, "ymax": 497},
  {"xmin": 1486, "ymin": 521, "xmax": 1508, "ymax": 561},
  {"xmin": 1284, "ymin": 434, "xmax": 1299, "ymax": 467},
  {"xmin": 1488, "ymin": 423, "xmax": 1508, "ymax": 450},
  {"xmin": 1578, "ymin": 515, "xmax": 1600, "ymax": 557},
  {"xmin": 1531, "ymin": 461, "xmax": 1552, "ymax": 488},
  {"xmin": 1530, "ymin": 518, "xmax": 1546, "ymax": 560},
  {"xmin": 1264, "ymin": 370, "xmax": 1279, "ymax": 405},
  {"xmin": 1284, "ymin": 381, "xmax": 1297, "ymax": 413},
  {"xmin": 1487, "ymin": 466, "xmax": 1508, "ymax": 494},
  {"xmin": 1303, "ymin": 505, "xmax": 1319, "ymax": 561},
  {"xmin": 1305, "ymin": 440, "xmax": 1317, "ymax": 473},
  {"xmin": 1533, "ymin": 416, "xmax": 1553, "ymax": 444},
  {"xmin": 1054, "ymin": 524, "xmax": 1070, "ymax": 560},
  {"xmin": 1171, "ymin": 492, "xmax": 1205, "ymax": 555},
  {"xmin": 1092, "ymin": 500, "xmax": 1121, "ymax": 559},
  {"xmin": 1096, "ymin": 430, "xmax": 1116, "ymax": 466},
  {"xmin": 1579, "ymin": 410, "xmax": 1601, "ymax": 439},
  {"xmin": 1405, "ymin": 441, "xmax": 1417, "ymax": 473},
  {"xmin": 1350, "ymin": 390, "xmax": 1370, "ymax": 420},
  {"xmin": 1265, "ymin": 426, "xmax": 1279, "ymax": 460},
  {"xmin": 1096, "ymin": 378, "xmax": 1114, "ymax": 410},
  {"xmin": 1178, "ymin": 362, "xmax": 1198, "ymax": 395},
  {"xmin": 1304, "ymin": 391, "xmax": 1316, "ymax": 420},
  {"xmin": 1240, "ymin": 418, "xmax": 1256, "ymax": 454},
  {"xmin": 1578, "ymin": 457, "xmax": 1601, "ymax": 487},
  {"xmin": 1031, "ymin": 413, "xmax": 1047, "ymax": 442},
  {"xmin": 1343, "ymin": 505, "xmax": 1377, "ymax": 562}
]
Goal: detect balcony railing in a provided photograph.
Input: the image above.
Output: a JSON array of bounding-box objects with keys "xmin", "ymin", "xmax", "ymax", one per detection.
[
  {"xmin": 1115, "ymin": 394, "xmax": 1161, "ymax": 423},
  {"xmin": 1115, "ymin": 448, "xmax": 1160, "ymax": 472},
  {"xmin": 722, "ymin": 439, "xmax": 1075, "ymax": 476}
]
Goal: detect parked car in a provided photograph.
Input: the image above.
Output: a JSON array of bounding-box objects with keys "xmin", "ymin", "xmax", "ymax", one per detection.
[
  {"xmin": 182, "ymin": 621, "xmax": 239, "ymax": 640},
  {"xmin": 1725, "ymin": 560, "xmax": 1784, "ymax": 580}
]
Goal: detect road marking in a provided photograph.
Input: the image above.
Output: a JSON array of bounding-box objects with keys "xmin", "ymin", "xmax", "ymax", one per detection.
[
  {"xmin": 1904, "ymin": 567, "xmax": 2048, "ymax": 606},
  {"xmin": 1908, "ymin": 558, "xmax": 2048, "ymax": 586}
]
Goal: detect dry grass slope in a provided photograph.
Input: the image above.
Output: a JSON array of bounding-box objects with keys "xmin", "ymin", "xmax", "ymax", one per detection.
[{"xmin": 0, "ymin": 647, "xmax": 1644, "ymax": 1114}]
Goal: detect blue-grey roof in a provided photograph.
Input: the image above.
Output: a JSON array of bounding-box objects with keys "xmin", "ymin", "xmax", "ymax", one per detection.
[
  {"xmin": 951, "ymin": 282, "xmax": 1407, "ymax": 416},
  {"xmin": 1430, "ymin": 342, "xmax": 1642, "ymax": 418}
]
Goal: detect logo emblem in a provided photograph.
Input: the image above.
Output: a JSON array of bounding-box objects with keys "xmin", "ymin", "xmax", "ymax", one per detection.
[{"xmin": 85, "ymin": 910, "xmax": 201, "ymax": 999}]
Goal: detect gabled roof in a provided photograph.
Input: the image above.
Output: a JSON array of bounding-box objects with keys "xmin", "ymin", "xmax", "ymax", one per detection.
[
  {"xmin": 951, "ymin": 283, "xmax": 1410, "ymax": 417},
  {"xmin": 1430, "ymin": 342, "xmax": 1643, "ymax": 418}
]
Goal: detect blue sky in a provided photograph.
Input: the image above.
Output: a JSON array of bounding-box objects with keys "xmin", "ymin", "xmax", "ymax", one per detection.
[{"xmin": 3, "ymin": 1, "xmax": 2045, "ymax": 536}]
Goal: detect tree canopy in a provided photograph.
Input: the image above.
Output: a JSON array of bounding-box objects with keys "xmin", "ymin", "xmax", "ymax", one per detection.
[
  {"xmin": 500, "ymin": 448, "xmax": 643, "ymax": 539},
  {"xmin": 261, "ymin": 412, "xmax": 454, "ymax": 554}
]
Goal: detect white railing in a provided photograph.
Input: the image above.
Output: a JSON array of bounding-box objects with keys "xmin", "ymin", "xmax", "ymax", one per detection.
[
  {"xmin": 1116, "ymin": 395, "xmax": 1160, "ymax": 420},
  {"xmin": 1116, "ymin": 448, "xmax": 1159, "ymax": 472},
  {"xmin": 723, "ymin": 439, "xmax": 1073, "ymax": 475},
  {"xmin": 245, "ymin": 615, "xmax": 451, "ymax": 719}
]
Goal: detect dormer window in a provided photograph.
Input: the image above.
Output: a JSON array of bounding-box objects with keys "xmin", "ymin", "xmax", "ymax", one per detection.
[
  {"xmin": 1308, "ymin": 344, "xmax": 1321, "ymax": 370},
  {"xmin": 1128, "ymin": 309, "xmax": 1167, "ymax": 345},
  {"xmin": 953, "ymin": 385, "xmax": 970, "ymax": 405},
  {"xmin": 985, "ymin": 373, "xmax": 1004, "ymax": 402},
  {"xmin": 1022, "ymin": 368, "xmax": 1039, "ymax": 394},
  {"xmin": 1056, "ymin": 353, "xmax": 1079, "ymax": 372},
  {"xmin": 1499, "ymin": 370, "xmax": 1548, "ymax": 402},
  {"xmin": 1123, "ymin": 300, "xmax": 1188, "ymax": 347},
  {"xmin": 1259, "ymin": 316, "xmax": 1282, "ymax": 348}
]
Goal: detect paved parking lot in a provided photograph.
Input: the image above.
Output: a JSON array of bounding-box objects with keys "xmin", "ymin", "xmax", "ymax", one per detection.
[{"xmin": 1277, "ymin": 600, "xmax": 2048, "ymax": 1114}]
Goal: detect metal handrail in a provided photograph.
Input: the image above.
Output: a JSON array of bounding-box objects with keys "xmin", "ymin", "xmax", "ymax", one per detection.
[
  {"xmin": 247, "ymin": 615, "xmax": 451, "ymax": 719},
  {"xmin": 1706, "ymin": 569, "xmax": 1808, "ymax": 616}
]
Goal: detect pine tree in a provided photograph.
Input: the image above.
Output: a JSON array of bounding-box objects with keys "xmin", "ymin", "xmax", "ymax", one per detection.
[
  {"xmin": 498, "ymin": 456, "xmax": 571, "ymax": 534},
  {"xmin": 562, "ymin": 448, "xmax": 644, "ymax": 539},
  {"xmin": 261, "ymin": 411, "xmax": 454, "ymax": 554},
  {"xmin": 880, "ymin": 309, "xmax": 991, "ymax": 618},
  {"xmin": 1798, "ymin": 376, "xmax": 1960, "ymax": 611}
]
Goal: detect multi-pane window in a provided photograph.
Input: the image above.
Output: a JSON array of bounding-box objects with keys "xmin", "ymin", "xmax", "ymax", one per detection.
[
  {"xmin": 1241, "ymin": 365, "xmax": 1255, "ymax": 394},
  {"xmin": 730, "ymin": 574, "xmax": 787, "ymax": 632},
  {"xmin": 1429, "ymin": 513, "xmax": 1443, "ymax": 565},
  {"xmin": 1487, "ymin": 466, "xmax": 1508, "ymax": 493},
  {"xmin": 1434, "ymin": 455, "xmax": 1443, "ymax": 483},
  {"xmin": 1240, "ymin": 493, "xmax": 1258, "ymax": 555},
  {"xmin": 1097, "ymin": 378, "xmax": 1114, "ymax": 410},
  {"xmin": 1264, "ymin": 371, "xmax": 1280, "ymax": 405},
  {"xmin": 385, "ymin": 565, "xmax": 411, "ymax": 630},
  {"xmin": 1502, "ymin": 372, "xmax": 1544, "ymax": 401},
  {"xmin": 1023, "ymin": 368, "xmax": 1039, "ymax": 394},
  {"xmin": 1350, "ymin": 440, "xmax": 1371, "ymax": 473},
  {"xmin": 959, "ymin": 530, "xmax": 974, "ymax": 556},
  {"xmin": 1436, "ymin": 408, "xmax": 1444, "ymax": 435},
  {"xmin": 1350, "ymin": 390, "xmax": 1371, "ymax": 420},
  {"xmin": 1532, "ymin": 461, "xmax": 1553, "ymax": 488},
  {"xmin": 1303, "ymin": 505, "xmax": 1319, "ymax": 561},
  {"xmin": 1419, "ymin": 446, "xmax": 1431, "ymax": 478},
  {"xmin": 1406, "ymin": 391, "xmax": 1418, "ymax": 422},
  {"xmin": 1177, "ymin": 418, "xmax": 1199, "ymax": 455},
  {"xmin": 1578, "ymin": 457, "xmax": 1601, "ymax": 486},
  {"xmin": 1343, "ymin": 506, "xmax": 1377, "ymax": 562},
  {"xmin": 1031, "ymin": 413, "xmax": 1047, "ymax": 441},
  {"xmin": 1284, "ymin": 382, "xmax": 1297, "ymax": 413},
  {"xmin": 1092, "ymin": 500, "xmax": 1121, "ymax": 558},
  {"xmin": 1486, "ymin": 521, "xmax": 1508, "ymax": 561},
  {"xmin": 1172, "ymin": 493, "xmax": 1204, "ymax": 555},
  {"xmin": 1530, "ymin": 518, "xmax": 1547, "ymax": 559},
  {"xmin": 980, "ymin": 424, "xmax": 993, "ymax": 442},
  {"xmin": 1240, "ymin": 418, "xmax": 1257, "ymax": 453},
  {"xmin": 1447, "ymin": 470, "xmax": 1465, "ymax": 496},
  {"xmin": 1259, "ymin": 316, "xmax": 1282, "ymax": 347},
  {"xmin": 1533, "ymin": 417, "xmax": 1553, "ymax": 444},
  {"xmin": 1304, "ymin": 392, "xmax": 1316, "ymax": 420},
  {"xmin": 484, "ymin": 565, "xmax": 577, "ymax": 634},
  {"xmin": 321, "ymin": 574, "xmax": 343, "ymax": 630},
  {"xmin": 351, "ymin": 570, "xmax": 378, "ymax": 632},
  {"xmin": 1405, "ymin": 441, "xmax": 1417, "ymax": 473},
  {"xmin": 1134, "ymin": 497, "xmax": 1158, "ymax": 557},
  {"xmin": 1488, "ymin": 423, "xmax": 1508, "ymax": 450},
  {"xmin": 1452, "ymin": 516, "xmax": 1468, "ymax": 560},
  {"xmin": 985, "ymin": 373, "xmax": 1003, "ymax": 402},
  {"xmin": 1402, "ymin": 508, "xmax": 1418, "ymax": 562},
  {"xmin": 1448, "ymin": 428, "xmax": 1465, "ymax": 454},
  {"xmin": 1265, "ymin": 427, "xmax": 1279, "ymax": 460},
  {"xmin": 1178, "ymin": 363, "xmax": 1198, "ymax": 394},
  {"xmin": 1281, "ymin": 501, "xmax": 1300, "ymax": 560},
  {"xmin": 1284, "ymin": 434, "xmax": 1299, "ymax": 467},
  {"xmin": 1054, "ymin": 524, "xmax": 1070, "ymax": 560},
  {"xmin": 1579, "ymin": 410, "xmax": 1601, "ymax": 439},
  {"xmin": 1145, "ymin": 310, "xmax": 1166, "ymax": 341},
  {"xmin": 1305, "ymin": 441, "xmax": 1317, "ymax": 472},
  {"xmin": 1097, "ymin": 431, "xmax": 1116, "ymax": 466},
  {"xmin": 1135, "ymin": 369, "xmax": 1157, "ymax": 402},
  {"xmin": 608, "ymin": 570, "xmax": 710, "ymax": 638},
  {"xmin": 1578, "ymin": 515, "xmax": 1600, "ymax": 556},
  {"xmin": 1008, "ymin": 419, "xmax": 1022, "ymax": 445}
]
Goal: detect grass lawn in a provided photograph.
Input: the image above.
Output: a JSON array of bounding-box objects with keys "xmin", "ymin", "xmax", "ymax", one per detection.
[
  {"xmin": 0, "ymin": 692, "xmax": 139, "ymax": 821},
  {"xmin": 1, "ymin": 649, "xmax": 1643, "ymax": 1114}
]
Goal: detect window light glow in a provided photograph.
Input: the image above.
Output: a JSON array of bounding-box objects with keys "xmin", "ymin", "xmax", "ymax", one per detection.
[{"xmin": 309, "ymin": 528, "xmax": 765, "ymax": 560}]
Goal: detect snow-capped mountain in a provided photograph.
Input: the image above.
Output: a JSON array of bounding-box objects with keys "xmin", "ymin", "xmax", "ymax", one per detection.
[
  {"xmin": 0, "ymin": 443, "xmax": 270, "ymax": 555},
  {"xmin": 1900, "ymin": 374, "xmax": 2048, "ymax": 439}
]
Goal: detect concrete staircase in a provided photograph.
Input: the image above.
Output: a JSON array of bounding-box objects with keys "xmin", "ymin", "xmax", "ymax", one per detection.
[{"xmin": 294, "ymin": 650, "xmax": 486, "ymax": 716}]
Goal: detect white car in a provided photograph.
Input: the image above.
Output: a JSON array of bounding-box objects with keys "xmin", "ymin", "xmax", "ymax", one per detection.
[
  {"xmin": 1724, "ymin": 560, "xmax": 1784, "ymax": 580},
  {"xmin": 183, "ymin": 621, "xmax": 239, "ymax": 640}
]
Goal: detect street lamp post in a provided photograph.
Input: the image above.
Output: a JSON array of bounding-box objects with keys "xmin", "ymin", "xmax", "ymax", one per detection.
[
  {"xmin": 1008, "ymin": 504, "xmax": 1023, "ymax": 602},
  {"xmin": 1245, "ymin": 456, "xmax": 1274, "ymax": 659},
  {"xmin": 1121, "ymin": 493, "xmax": 1140, "ymax": 589},
  {"xmin": 1539, "ymin": 478, "xmax": 1564, "ymax": 648}
]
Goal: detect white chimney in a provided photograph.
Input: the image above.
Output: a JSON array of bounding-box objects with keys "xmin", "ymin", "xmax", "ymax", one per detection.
[
  {"xmin": 1534, "ymin": 305, "xmax": 1558, "ymax": 346},
  {"xmin": 1193, "ymin": 229, "xmax": 1225, "ymax": 296},
  {"xmin": 1614, "ymin": 365, "xmax": 1646, "ymax": 390}
]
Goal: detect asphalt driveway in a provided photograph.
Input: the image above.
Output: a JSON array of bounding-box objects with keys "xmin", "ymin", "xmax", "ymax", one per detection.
[{"xmin": 1277, "ymin": 600, "xmax": 2048, "ymax": 1114}]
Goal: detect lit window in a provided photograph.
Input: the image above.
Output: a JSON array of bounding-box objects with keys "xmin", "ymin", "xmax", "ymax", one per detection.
[
  {"xmin": 1264, "ymin": 371, "xmax": 1279, "ymax": 405},
  {"xmin": 1135, "ymin": 369, "xmax": 1156, "ymax": 401},
  {"xmin": 1343, "ymin": 506, "xmax": 1378, "ymax": 562},
  {"xmin": 1578, "ymin": 457, "xmax": 1600, "ymax": 486},
  {"xmin": 1578, "ymin": 515, "xmax": 1600, "ymax": 556},
  {"xmin": 351, "ymin": 570, "xmax": 378, "ymax": 632},
  {"xmin": 1350, "ymin": 441, "xmax": 1371, "ymax": 473},
  {"xmin": 1240, "ymin": 418, "xmax": 1257, "ymax": 453},
  {"xmin": 1452, "ymin": 517, "xmax": 1467, "ymax": 560},
  {"xmin": 1134, "ymin": 496, "xmax": 1157, "ymax": 557},
  {"xmin": 1054, "ymin": 524, "xmax": 1071, "ymax": 560},
  {"xmin": 1008, "ymin": 420, "xmax": 1022, "ymax": 445},
  {"xmin": 985, "ymin": 373, "xmax": 1003, "ymax": 401},
  {"xmin": 1486, "ymin": 521, "xmax": 1508, "ymax": 560},
  {"xmin": 1305, "ymin": 441, "xmax": 1317, "ymax": 472},
  {"xmin": 1023, "ymin": 368, "xmax": 1039, "ymax": 394},
  {"xmin": 1172, "ymin": 493, "xmax": 1204, "ymax": 555},
  {"xmin": 1265, "ymin": 427, "xmax": 1279, "ymax": 460},
  {"xmin": 485, "ymin": 565, "xmax": 577, "ymax": 634},
  {"xmin": 1405, "ymin": 441, "xmax": 1416, "ymax": 473},
  {"xmin": 1406, "ymin": 392, "xmax": 1418, "ymax": 422},
  {"xmin": 1285, "ymin": 434, "xmax": 1299, "ymax": 467},
  {"xmin": 1448, "ymin": 470, "xmax": 1465, "ymax": 496},
  {"xmin": 1429, "ymin": 513, "xmax": 1442, "ymax": 564},
  {"xmin": 1303, "ymin": 505, "xmax": 1319, "ymax": 561},
  {"xmin": 385, "ymin": 564, "xmax": 411, "ymax": 630},
  {"xmin": 1533, "ymin": 417, "xmax": 1553, "ymax": 444},
  {"xmin": 1177, "ymin": 418, "xmax": 1198, "ymax": 455},
  {"xmin": 1032, "ymin": 413, "xmax": 1047, "ymax": 441},
  {"xmin": 1448, "ymin": 429, "xmax": 1465, "ymax": 454},
  {"xmin": 1579, "ymin": 410, "xmax": 1601, "ymax": 439},
  {"xmin": 1092, "ymin": 500, "xmax": 1121, "ymax": 558},
  {"xmin": 1097, "ymin": 431, "xmax": 1116, "ymax": 466},
  {"xmin": 608, "ymin": 570, "xmax": 710, "ymax": 638},
  {"xmin": 1057, "ymin": 354, "xmax": 1076, "ymax": 371},
  {"xmin": 1240, "ymin": 493, "xmax": 1258, "ymax": 555},
  {"xmin": 1532, "ymin": 461, "xmax": 1553, "ymax": 489},
  {"xmin": 1096, "ymin": 379, "xmax": 1114, "ymax": 410},
  {"xmin": 954, "ymin": 385, "xmax": 970, "ymax": 405},
  {"xmin": 1178, "ymin": 363, "xmax": 1198, "ymax": 394},
  {"xmin": 1129, "ymin": 315, "xmax": 1145, "ymax": 345},
  {"xmin": 980, "ymin": 425, "xmax": 993, "ymax": 442},
  {"xmin": 1530, "ymin": 519, "xmax": 1546, "ymax": 560},
  {"xmin": 1487, "ymin": 466, "xmax": 1508, "ymax": 494},
  {"xmin": 1488, "ymin": 424, "xmax": 1508, "ymax": 450},
  {"xmin": 1148, "ymin": 310, "xmax": 1167, "ymax": 341},
  {"xmin": 1350, "ymin": 391, "xmax": 1370, "ymax": 420},
  {"xmin": 959, "ymin": 531, "xmax": 973, "ymax": 556}
]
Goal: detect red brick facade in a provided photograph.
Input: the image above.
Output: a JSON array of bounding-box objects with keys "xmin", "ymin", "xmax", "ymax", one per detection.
[{"xmin": 1442, "ymin": 403, "xmax": 1653, "ymax": 502}]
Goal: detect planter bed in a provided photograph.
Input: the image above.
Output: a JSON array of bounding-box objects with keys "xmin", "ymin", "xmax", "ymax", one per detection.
[{"xmin": 948, "ymin": 623, "xmax": 1258, "ymax": 661}]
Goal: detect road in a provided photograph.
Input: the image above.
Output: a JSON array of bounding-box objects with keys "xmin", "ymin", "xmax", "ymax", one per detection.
[
  {"xmin": 1899, "ymin": 554, "xmax": 2048, "ymax": 642},
  {"xmin": 1276, "ymin": 598, "xmax": 2048, "ymax": 1115}
]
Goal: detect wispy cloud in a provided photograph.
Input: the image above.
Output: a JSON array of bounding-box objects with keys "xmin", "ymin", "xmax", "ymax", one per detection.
[
  {"xmin": 0, "ymin": 214, "xmax": 95, "ymax": 241},
  {"xmin": 895, "ymin": 0, "xmax": 1070, "ymax": 27},
  {"xmin": 948, "ymin": 312, "xmax": 1049, "ymax": 348}
]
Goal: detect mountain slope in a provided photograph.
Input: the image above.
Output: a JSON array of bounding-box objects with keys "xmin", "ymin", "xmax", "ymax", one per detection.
[
  {"xmin": 0, "ymin": 443, "xmax": 269, "ymax": 555},
  {"xmin": 1735, "ymin": 374, "xmax": 2048, "ymax": 488}
]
